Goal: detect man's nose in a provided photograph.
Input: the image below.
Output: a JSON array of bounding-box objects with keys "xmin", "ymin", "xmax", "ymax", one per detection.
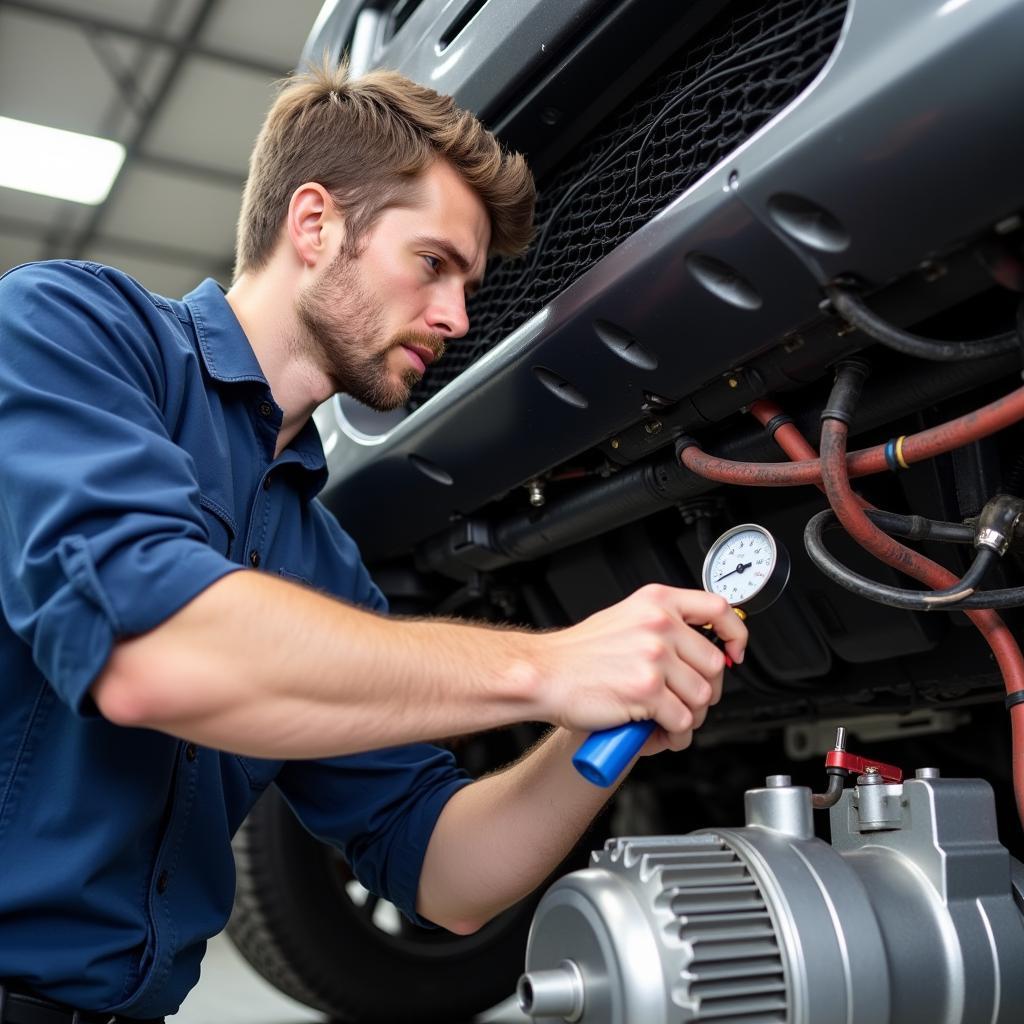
[{"xmin": 426, "ymin": 287, "xmax": 470, "ymax": 339}]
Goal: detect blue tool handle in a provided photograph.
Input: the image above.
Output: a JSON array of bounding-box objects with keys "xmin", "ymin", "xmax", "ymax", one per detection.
[{"xmin": 572, "ymin": 720, "xmax": 656, "ymax": 787}]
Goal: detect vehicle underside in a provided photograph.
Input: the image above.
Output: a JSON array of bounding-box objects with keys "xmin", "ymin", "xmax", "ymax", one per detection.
[{"xmin": 229, "ymin": 0, "xmax": 1024, "ymax": 1020}]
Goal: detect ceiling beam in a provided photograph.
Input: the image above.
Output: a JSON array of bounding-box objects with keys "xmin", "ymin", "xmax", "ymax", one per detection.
[
  {"xmin": 62, "ymin": 0, "xmax": 226, "ymax": 262},
  {"xmin": 2, "ymin": 0, "xmax": 290, "ymax": 78}
]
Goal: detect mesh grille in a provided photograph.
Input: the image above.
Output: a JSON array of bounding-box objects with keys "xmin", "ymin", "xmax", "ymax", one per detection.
[{"xmin": 409, "ymin": 0, "xmax": 847, "ymax": 407}]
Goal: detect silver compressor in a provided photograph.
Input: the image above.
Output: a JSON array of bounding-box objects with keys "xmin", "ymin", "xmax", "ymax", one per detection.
[{"xmin": 518, "ymin": 759, "xmax": 1024, "ymax": 1023}]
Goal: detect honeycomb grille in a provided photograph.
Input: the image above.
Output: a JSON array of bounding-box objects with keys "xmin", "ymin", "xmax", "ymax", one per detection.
[{"xmin": 409, "ymin": 0, "xmax": 848, "ymax": 408}]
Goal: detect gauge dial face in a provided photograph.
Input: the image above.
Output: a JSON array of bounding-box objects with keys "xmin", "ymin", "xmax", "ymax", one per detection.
[{"xmin": 702, "ymin": 525, "xmax": 777, "ymax": 606}]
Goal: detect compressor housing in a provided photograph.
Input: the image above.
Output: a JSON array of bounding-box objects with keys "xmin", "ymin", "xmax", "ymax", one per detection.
[{"xmin": 519, "ymin": 771, "xmax": 1024, "ymax": 1023}]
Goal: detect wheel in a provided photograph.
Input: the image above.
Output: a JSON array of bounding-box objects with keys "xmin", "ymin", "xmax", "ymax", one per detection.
[{"xmin": 227, "ymin": 731, "xmax": 545, "ymax": 1023}]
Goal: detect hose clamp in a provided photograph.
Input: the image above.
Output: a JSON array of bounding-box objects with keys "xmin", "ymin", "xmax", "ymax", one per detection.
[
  {"xmin": 674, "ymin": 435, "xmax": 699, "ymax": 458},
  {"xmin": 1005, "ymin": 690, "xmax": 1024, "ymax": 711},
  {"xmin": 976, "ymin": 527, "xmax": 1010, "ymax": 555},
  {"xmin": 762, "ymin": 413, "xmax": 794, "ymax": 439},
  {"xmin": 974, "ymin": 494, "xmax": 1024, "ymax": 554}
]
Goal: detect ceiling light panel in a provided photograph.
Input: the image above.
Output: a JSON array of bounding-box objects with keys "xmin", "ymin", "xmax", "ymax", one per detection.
[{"xmin": 0, "ymin": 116, "xmax": 126, "ymax": 205}]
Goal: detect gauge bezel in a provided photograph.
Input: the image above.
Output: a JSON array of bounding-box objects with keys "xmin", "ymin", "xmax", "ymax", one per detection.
[{"xmin": 700, "ymin": 523, "xmax": 791, "ymax": 614}]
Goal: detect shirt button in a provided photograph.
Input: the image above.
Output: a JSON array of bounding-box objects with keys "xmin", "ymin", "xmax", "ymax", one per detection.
[
  {"xmin": 185, "ymin": 743, "xmax": 197, "ymax": 763},
  {"xmin": 156, "ymin": 870, "xmax": 169, "ymax": 894},
  {"xmin": 263, "ymin": 475, "xmax": 272, "ymax": 490},
  {"xmin": 258, "ymin": 401, "xmax": 274, "ymax": 418},
  {"xmin": 249, "ymin": 550, "xmax": 261, "ymax": 568}
]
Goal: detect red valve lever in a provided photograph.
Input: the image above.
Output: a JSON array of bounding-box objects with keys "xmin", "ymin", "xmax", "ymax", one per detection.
[{"xmin": 825, "ymin": 750, "xmax": 903, "ymax": 783}]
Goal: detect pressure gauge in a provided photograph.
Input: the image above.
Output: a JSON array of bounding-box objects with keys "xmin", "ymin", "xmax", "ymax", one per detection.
[{"xmin": 701, "ymin": 523, "xmax": 790, "ymax": 615}]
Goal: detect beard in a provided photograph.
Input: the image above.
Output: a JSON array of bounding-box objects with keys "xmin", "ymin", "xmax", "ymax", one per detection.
[{"xmin": 295, "ymin": 248, "xmax": 446, "ymax": 412}]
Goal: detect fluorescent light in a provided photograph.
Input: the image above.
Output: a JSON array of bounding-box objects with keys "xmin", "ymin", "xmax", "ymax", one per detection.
[{"xmin": 0, "ymin": 116, "xmax": 125, "ymax": 205}]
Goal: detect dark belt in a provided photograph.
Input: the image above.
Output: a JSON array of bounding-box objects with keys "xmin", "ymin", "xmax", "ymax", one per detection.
[{"xmin": 0, "ymin": 987, "xmax": 162, "ymax": 1024}]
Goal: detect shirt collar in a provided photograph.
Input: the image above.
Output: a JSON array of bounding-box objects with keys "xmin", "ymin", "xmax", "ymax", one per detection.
[
  {"xmin": 276, "ymin": 417, "xmax": 329, "ymax": 494},
  {"xmin": 184, "ymin": 278, "xmax": 329, "ymax": 498},
  {"xmin": 183, "ymin": 278, "xmax": 268, "ymax": 386}
]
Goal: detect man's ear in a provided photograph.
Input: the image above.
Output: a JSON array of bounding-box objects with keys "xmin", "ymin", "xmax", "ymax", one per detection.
[{"xmin": 286, "ymin": 183, "xmax": 345, "ymax": 267}]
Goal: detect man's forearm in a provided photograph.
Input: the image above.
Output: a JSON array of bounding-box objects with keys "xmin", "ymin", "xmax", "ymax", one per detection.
[
  {"xmin": 93, "ymin": 570, "xmax": 540, "ymax": 758},
  {"xmin": 93, "ymin": 574, "xmax": 744, "ymax": 763},
  {"xmin": 416, "ymin": 729, "xmax": 618, "ymax": 933}
]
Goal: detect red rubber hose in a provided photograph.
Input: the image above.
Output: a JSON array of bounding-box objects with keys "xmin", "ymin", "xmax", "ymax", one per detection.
[
  {"xmin": 731, "ymin": 393, "xmax": 1024, "ymax": 826},
  {"xmin": 750, "ymin": 396, "xmax": 1024, "ymax": 827},
  {"xmin": 750, "ymin": 399, "xmax": 871, "ymax": 511},
  {"xmin": 682, "ymin": 385, "xmax": 1024, "ymax": 487},
  {"xmin": 820, "ymin": 414, "xmax": 1024, "ymax": 828}
]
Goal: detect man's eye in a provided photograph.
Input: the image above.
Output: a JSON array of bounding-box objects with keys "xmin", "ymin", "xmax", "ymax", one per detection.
[{"xmin": 422, "ymin": 254, "xmax": 441, "ymax": 272}]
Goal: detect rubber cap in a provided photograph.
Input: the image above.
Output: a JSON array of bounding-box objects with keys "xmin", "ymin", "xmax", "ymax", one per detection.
[{"xmin": 573, "ymin": 721, "xmax": 656, "ymax": 787}]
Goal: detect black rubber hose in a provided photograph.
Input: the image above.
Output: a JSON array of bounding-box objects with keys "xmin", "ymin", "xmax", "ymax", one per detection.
[
  {"xmin": 417, "ymin": 355, "xmax": 1018, "ymax": 578},
  {"xmin": 492, "ymin": 458, "xmax": 698, "ymax": 563},
  {"xmin": 827, "ymin": 285, "xmax": 1019, "ymax": 362},
  {"xmin": 804, "ymin": 510, "xmax": 1024, "ymax": 609},
  {"xmin": 820, "ymin": 358, "xmax": 871, "ymax": 424},
  {"xmin": 862, "ymin": 509, "xmax": 974, "ymax": 544},
  {"xmin": 491, "ymin": 356, "xmax": 1014, "ymax": 565}
]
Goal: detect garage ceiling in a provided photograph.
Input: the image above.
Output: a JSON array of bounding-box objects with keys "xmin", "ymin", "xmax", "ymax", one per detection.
[{"xmin": 0, "ymin": 0, "xmax": 326, "ymax": 298}]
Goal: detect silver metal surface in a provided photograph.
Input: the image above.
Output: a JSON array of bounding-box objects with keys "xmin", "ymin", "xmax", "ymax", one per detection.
[
  {"xmin": 302, "ymin": 0, "xmax": 604, "ymax": 116},
  {"xmin": 313, "ymin": 0, "xmax": 1024, "ymax": 561},
  {"xmin": 527, "ymin": 479, "xmax": 546, "ymax": 508},
  {"xmin": 523, "ymin": 773, "xmax": 1024, "ymax": 1023},
  {"xmin": 516, "ymin": 960, "xmax": 583, "ymax": 1022},
  {"xmin": 745, "ymin": 780, "xmax": 814, "ymax": 840},
  {"xmin": 977, "ymin": 527, "xmax": 1010, "ymax": 555},
  {"xmin": 853, "ymin": 777, "xmax": 903, "ymax": 831}
]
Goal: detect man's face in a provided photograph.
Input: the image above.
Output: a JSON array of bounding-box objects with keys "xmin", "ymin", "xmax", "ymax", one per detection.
[{"xmin": 296, "ymin": 160, "xmax": 490, "ymax": 411}]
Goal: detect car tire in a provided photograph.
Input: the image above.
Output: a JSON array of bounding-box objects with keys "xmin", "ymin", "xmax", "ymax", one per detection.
[{"xmin": 227, "ymin": 766, "xmax": 542, "ymax": 1022}]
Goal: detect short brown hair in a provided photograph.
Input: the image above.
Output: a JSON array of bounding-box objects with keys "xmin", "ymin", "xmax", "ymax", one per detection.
[{"xmin": 234, "ymin": 60, "xmax": 535, "ymax": 277}]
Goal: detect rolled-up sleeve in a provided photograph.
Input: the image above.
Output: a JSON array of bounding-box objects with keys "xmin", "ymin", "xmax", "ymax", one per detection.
[
  {"xmin": 276, "ymin": 746, "xmax": 472, "ymax": 925},
  {"xmin": 0, "ymin": 262, "xmax": 241, "ymax": 714}
]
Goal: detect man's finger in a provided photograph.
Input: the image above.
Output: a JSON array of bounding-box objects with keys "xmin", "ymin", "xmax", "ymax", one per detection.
[
  {"xmin": 674, "ymin": 624, "xmax": 728, "ymax": 680},
  {"xmin": 675, "ymin": 590, "xmax": 748, "ymax": 664},
  {"xmin": 665, "ymin": 728, "xmax": 694, "ymax": 752},
  {"xmin": 664, "ymin": 659, "xmax": 713, "ymax": 711},
  {"xmin": 652, "ymin": 690, "xmax": 693, "ymax": 737}
]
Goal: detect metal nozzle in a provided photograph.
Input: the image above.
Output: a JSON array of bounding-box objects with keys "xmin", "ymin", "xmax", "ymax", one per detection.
[{"xmin": 517, "ymin": 961, "xmax": 584, "ymax": 1021}]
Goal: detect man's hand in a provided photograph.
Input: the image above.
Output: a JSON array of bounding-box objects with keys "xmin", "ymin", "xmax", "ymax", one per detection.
[
  {"xmin": 419, "ymin": 587, "xmax": 746, "ymax": 932},
  {"xmin": 528, "ymin": 584, "xmax": 747, "ymax": 751}
]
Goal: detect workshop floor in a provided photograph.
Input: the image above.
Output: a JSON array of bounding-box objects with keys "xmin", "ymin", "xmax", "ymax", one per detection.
[{"xmin": 168, "ymin": 933, "xmax": 528, "ymax": 1024}]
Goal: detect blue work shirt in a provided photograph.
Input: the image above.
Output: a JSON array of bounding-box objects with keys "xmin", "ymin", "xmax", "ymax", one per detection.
[{"xmin": 0, "ymin": 261, "xmax": 471, "ymax": 1018}]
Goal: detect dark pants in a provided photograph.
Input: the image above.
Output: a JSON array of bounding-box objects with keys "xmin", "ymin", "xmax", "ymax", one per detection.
[{"xmin": 0, "ymin": 987, "xmax": 163, "ymax": 1024}]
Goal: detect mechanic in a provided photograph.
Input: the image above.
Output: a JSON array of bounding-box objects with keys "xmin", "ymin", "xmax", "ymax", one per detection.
[{"xmin": 0, "ymin": 62, "xmax": 746, "ymax": 1023}]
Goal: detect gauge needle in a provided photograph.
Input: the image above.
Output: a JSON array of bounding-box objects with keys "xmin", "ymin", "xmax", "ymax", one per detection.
[{"xmin": 715, "ymin": 561, "xmax": 752, "ymax": 583}]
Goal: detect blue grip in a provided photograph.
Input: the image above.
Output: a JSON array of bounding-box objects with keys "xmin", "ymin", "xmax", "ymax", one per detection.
[{"xmin": 572, "ymin": 720, "xmax": 657, "ymax": 787}]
